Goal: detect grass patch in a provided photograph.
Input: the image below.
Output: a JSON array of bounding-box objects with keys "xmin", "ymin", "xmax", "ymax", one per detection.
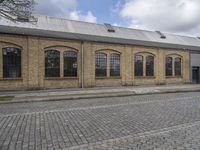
[{"xmin": 0, "ymin": 96, "xmax": 14, "ymax": 101}]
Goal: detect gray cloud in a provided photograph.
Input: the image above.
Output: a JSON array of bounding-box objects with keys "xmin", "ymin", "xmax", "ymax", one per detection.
[
  {"xmin": 34, "ymin": 0, "xmax": 77, "ymax": 17},
  {"xmin": 120, "ymin": 0, "xmax": 200, "ymax": 36},
  {"xmin": 69, "ymin": 11, "xmax": 96, "ymax": 23},
  {"xmin": 34, "ymin": 0, "xmax": 96, "ymax": 23}
]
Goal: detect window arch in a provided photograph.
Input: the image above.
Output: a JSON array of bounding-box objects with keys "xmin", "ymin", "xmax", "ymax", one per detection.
[
  {"xmin": 146, "ymin": 55, "xmax": 154, "ymax": 76},
  {"xmin": 3, "ymin": 47, "xmax": 21, "ymax": 78},
  {"xmin": 165, "ymin": 56, "xmax": 182, "ymax": 77},
  {"xmin": 175, "ymin": 57, "xmax": 181, "ymax": 76},
  {"xmin": 134, "ymin": 53, "xmax": 155, "ymax": 77},
  {"xmin": 95, "ymin": 52, "xmax": 107, "ymax": 77},
  {"xmin": 134, "ymin": 55, "xmax": 143, "ymax": 76},
  {"xmin": 165, "ymin": 57, "xmax": 173, "ymax": 76},
  {"xmin": 45, "ymin": 50, "xmax": 60, "ymax": 77},
  {"xmin": 64, "ymin": 51, "xmax": 77, "ymax": 77},
  {"xmin": 110, "ymin": 53, "xmax": 120, "ymax": 76}
]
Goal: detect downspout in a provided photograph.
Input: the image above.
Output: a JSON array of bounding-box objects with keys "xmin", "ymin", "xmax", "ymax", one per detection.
[
  {"xmin": 189, "ymin": 51, "xmax": 192, "ymax": 83},
  {"xmin": 81, "ymin": 41, "xmax": 84, "ymax": 88},
  {"xmin": 186, "ymin": 48, "xmax": 192, "ymax": 84}
]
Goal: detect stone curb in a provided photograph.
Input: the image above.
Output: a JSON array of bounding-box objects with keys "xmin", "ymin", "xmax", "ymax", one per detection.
[{"xmin": 0, "ymin": 88, "xmax": 200, "ymax": 104}]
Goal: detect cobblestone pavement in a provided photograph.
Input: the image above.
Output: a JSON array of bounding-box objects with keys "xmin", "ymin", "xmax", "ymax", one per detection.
[{"xmin": 1, "ymin": 92, "xmax": 200, "ymax": 149}]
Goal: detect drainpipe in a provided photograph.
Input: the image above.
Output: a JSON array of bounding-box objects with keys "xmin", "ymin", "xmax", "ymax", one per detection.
[
  {"xmin": 81, "ymin": 41, "xmax": 84, "ymax": 88},
  {"xmin": 189, "ymin": 51, "xmax": 192, "ymax": 83}
]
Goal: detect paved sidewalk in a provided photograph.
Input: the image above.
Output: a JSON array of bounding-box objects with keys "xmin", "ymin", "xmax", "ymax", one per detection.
[{"xmin": 0, "ymin": 84, "xmax": 200, "ymax": 104}]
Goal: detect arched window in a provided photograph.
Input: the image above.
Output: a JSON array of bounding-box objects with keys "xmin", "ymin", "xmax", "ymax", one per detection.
[
  {"xmin": 165, "ymin": 57, "xmax": 173, "ymax": 76},
  {"xmin": 175, "ymin": 57, "xmax": 181, "ymax": 76},
  {"xmin": 64, "ymin": 51, "xmax": 77, "ymax": 77},
  {"xmin": 135, "ymin": 55, "xmax": 143, "ymax": 76},
  {"xmin": 95, "ymin": 52, "xmax": 107, "ymax": 77},
  {"xmin": 146, "ymin": 55, "xmax": 154, "ymax": 76},
  {"xmin": 45, "ymin": 50, "xmax": 60, "ymax": 77},
  {"xmin": 110, "ymin": 53, "xmax": 120, "ymax": 76},
  {"xmin": 3, "ymin": 48, "xmax": 21, "ymax": 78}
]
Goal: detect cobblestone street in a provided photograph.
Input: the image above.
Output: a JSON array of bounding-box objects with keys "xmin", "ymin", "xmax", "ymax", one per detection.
[{"xmin": 1, "ymin": 92, "xmax": 200, "ymax": 149}]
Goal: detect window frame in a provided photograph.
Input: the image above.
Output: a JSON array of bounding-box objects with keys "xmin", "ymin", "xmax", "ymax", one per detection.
[
  {"xmin": 110, "ymin": 53, "xmax": 120, "ymax": 77},
  {"xmin": 134, "ymin": 53, "xmax": 155, "ymax": 78},
  {"xmin": 174, "ymin": 57, "xmax": 182, "ymax": 77},
  {"xmin": 165, "ymin": 55, "xmax": 182, "ymax": 78},
  {"xmin": 45, "ymin": 50, "xmax": 60, "ymax": 78},
  {"xmin": 63, "ymin": 50, "xmax": 78, "ymax": 77},
  {"xmin": 165, "ymin": 56, "xmax": 173, "ymax": 77},
  {"xmin": 134, "ymin": 55, "xmax": 144, "ymax": 77},
  {"xmin": 146, "ymin": 55, "xmax": 154, "ymax": 77},
  {"xmin": 95, "ymin": 52, "xmax": 107, "ymax": 77},
  {"xmin": 2, "ymin": 47, "xmax": 22, "ymax": 79}
]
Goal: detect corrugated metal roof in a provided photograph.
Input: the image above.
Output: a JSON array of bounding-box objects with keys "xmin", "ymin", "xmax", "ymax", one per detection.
[{"xmin": 0, "ymin": 15, "xmax": 200, "ymax": 51}]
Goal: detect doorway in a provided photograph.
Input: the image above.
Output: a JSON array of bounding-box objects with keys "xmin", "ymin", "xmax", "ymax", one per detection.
[{"xmin": 192, "ymin": 67, "xmax": 200, "ymax": 84}]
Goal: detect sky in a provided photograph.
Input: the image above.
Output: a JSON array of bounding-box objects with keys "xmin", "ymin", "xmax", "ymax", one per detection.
[{"xmin": 33, "ymin": 0, "xmax": 200, "ymax": 37}]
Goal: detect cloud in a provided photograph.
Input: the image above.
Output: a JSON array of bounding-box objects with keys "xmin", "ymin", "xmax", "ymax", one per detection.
[
  {"xmin": 69, "ymin": 11, "xmax": 97, "ymax": 23},
  {"xmin": 34, "ymin": 0, "xmax": 77, "ymax": 17},
  {"xmin": 83, "ymin": 11, "xmax": 97, "ymax": 23},
  {"xmin": 120, "ymin": 0, "xmax": 200, "ymax": 36},
  {"xmin": 34, "ymin": 0, "xmax": 96, "ymax": 23},
  {"xmin": 112, "ymin": 0, "xmax": 123, "ymax": 13}
]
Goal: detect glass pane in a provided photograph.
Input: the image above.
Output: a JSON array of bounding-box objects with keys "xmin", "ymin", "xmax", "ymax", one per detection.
[
  {"xmin": 3, "ymin": 48, "xmax": 21, "ymax": 78},
  {"xmin": 135, "ymin": 55, "xmax": 143, "ymax": 76},
  {"xmin": 45, "ymin": 50, "xmax": 60, "ymax": 77},
  {"xmin": 64, "ymin": 51, "xmax": 77, "ymax": 77},
  {"xmin": 165, "ymin": 57, "xmax": 173, "ymax": 76},
  {"xmin": 110, "ymin": 53, "xmax": 120, "ymax": 76},
  {"xmin": 175, "ymin": 57, "xmax": 181, "ymax": 76},
  {"xmin": 146, "ymin": 56, "xmax": 154, "ymax": 76},
  {"xmin": 95, "ymin": 52, "xmax": 107, "ymax": 77}
]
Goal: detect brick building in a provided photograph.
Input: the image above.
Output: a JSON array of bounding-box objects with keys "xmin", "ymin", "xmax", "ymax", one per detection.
[{"xmin": 0, "ymin": 15, "xmax": 199, "ymax": 91}]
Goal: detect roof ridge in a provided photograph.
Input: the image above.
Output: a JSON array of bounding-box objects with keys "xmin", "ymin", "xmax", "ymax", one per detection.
[
  {"xmin": 33, "ymin": 14, "xmax": 105, "ymax": 27},
  {"xmin": 6, "ymin": 14, "xmax": 196, "ymax": 40}
]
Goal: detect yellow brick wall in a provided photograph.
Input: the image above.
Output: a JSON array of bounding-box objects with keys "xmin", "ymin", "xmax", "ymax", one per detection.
[{"xmin": 0, "ymin": 34, "xmax": 190, "ymax": 90}]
